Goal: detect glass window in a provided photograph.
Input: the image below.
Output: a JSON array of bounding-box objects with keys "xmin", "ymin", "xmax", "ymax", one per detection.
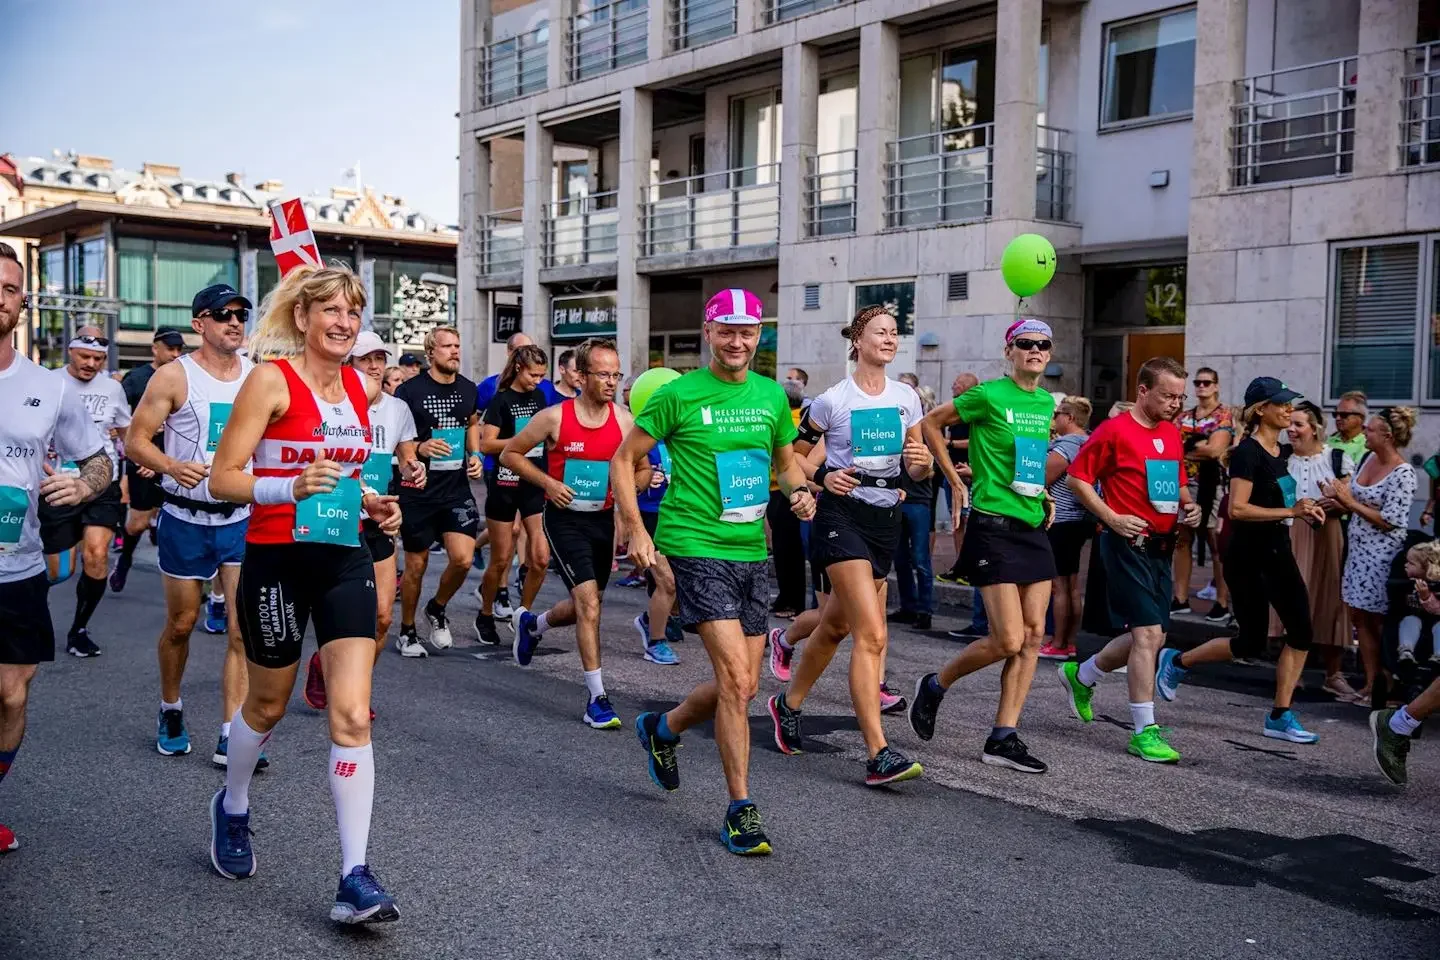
[
  {"xmin": 118, "ymin": 237, "xmax": 153, "ymax": 330},
  {"xmin": 1090, "ymin": 263, "xmax": 1187, "ymax": 329},
  {"xmin": 817, "ymin": 71, "xmax": 858, "ymax": 155},
  {"xmin": 854, "ymin": 281, "xmax": 915, "ymax": 337},
  {"xmin": 1331, "ymin": 242, "xmax": 1419, "ymax": 403},
  {"xmin": 1101, "ymin": 6, "xmax": 1197, "ymax": 127},
  {"xmin": 939, "ymin": 45, "xmax": 994, "ymax": 137},
  {"xmin": 729, "ymin": 90, "xmax": 781, "ymax": 184},
  {"xmin": 115, "ymin": 237, "xmax": 236, "ymax": 332}
]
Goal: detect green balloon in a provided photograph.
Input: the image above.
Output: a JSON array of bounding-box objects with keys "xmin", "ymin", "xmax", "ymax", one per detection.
[
  {"xmin": 1001, "ymin": 233, "xmax": 1057, "ymax": 298},
  {"xmin": 629, "ymin": 367, "xmax": 681, "ymax": 415}
]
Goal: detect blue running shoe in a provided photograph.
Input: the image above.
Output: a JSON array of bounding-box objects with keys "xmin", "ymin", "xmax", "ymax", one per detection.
[
  {"xmin": 209, "ymin": 788, "xmax": 255, "ymax": 879},
  {"xmin": 635, "ymin": 712, "xmax": 680, "ymax": 791},
  {"xmin": 203, "ymin": 597, "xmax": 227, "ymax": 635},
  {"xmin": 721, "ymin": 801, "xmax": 772, "ymax": 856},
  {"xmin": 584, "ymin": 694, "xmax": 621, "ymax": 729},
  {"xmin": 156, "ymin": 708, "xmax": 191, "ymax": 756},
  {"xmin": 212, "ymin": 735, "xmax": 270, "ymax": 771},
  {"xmin": 644, "ymin": 640, "xmax": 679, "ymax": 665},
  {"xmin": 512, "ymin": 607, "xmax": 539, "ymax": 666},
  {"xmin": 1156, "ymin": 648, "xmax": 1187, "ymax": 702},
  {"xmin": 1264, "ymin": 709, "xmax": 1319, "ymax": 744},
  {"xmin": 331, "ymin": 865, "xmax": 400, "ymax": 924}
]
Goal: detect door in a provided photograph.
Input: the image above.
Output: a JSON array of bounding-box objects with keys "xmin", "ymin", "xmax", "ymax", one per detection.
[{"xmin": 1124, "ymin": 333, "xmax": 1186, "ymax": 401}]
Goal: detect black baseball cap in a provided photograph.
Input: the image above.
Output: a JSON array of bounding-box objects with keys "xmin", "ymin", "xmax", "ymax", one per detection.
[
  {"xmin": 153, "ymin": 327, "xmax": 185, "ymax": 347},
  {"xmin": 1244, "ymin": 376, "xmax": 1302, "ymax": 408},
  {"xmin": 398, "ymin": 353, "xmax": 423, "ymax": 367},
  {"xmin": 191, "ymin": 283, "xmax": 252, "ymax": 317}
]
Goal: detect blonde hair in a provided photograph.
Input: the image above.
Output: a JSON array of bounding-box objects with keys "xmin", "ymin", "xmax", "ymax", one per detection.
[
  {"xmin": 1379, "ymin": 406, "xmax": 1417, "ymax": 448},
  {"xmin": 250, "ymin": 265, "xmax": 367, "ymax": 361},
  {"xmin": 1108, "ymin": 400, "xmax": 1134, "ymax": 419},
  {"xmin": 424, "ymin": 325, "xmax": 460, "ymax": 357},
  {"xmin": 1408, "ymin": 540, "xmax": 1440, "ymax": 581},
  {"xmin": 917, "ymin": 385, "xmax": 938, "ymax": 414},
  {"xmin": 1059, "ymin": 395, "xmax": 1093, "ymax": 424}
]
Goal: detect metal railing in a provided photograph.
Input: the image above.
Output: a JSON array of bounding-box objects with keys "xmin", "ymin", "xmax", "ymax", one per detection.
[
  {"xmin": 479, "ymin": 208, "xmax": 525, "ymax": 274},
  {"xmin": 1230, "ymin": 56, "xmax": 1356, "ymax": 187},
  {"xmin": 1035, "ymin": 125, "xmax": 1074, "ymax": 222},
  {"xmin": 480, "ymin": 32, "xmax": 548, "ymax": 105},
  {"xmin": 642, "ymin": 165, "xmax": 780, "ymax": 256},
  {"xmin": 666, "ymin": 0, "xmax": 735, "ymax": 52},
  {"xmin": 763, "ymin": 0, "xmax": 847, "ymax": 24},
  {"xmin": 570, "ymin": 0, "xmax": 647, "ymax": 82},
  {"xmin": 545, "ymin": 192, "xmax": 620, "ymax": 267},
  {"xmin": 805, "ymin": 149, "xmax": 856, "ymax": 237},
  {"xmin": 885, "ymin": 123, "xmax": 993, "ymax": 228},
  {"xmin": 1402, "ymin": 42, "xmax": 1440, "ymax": 167}
]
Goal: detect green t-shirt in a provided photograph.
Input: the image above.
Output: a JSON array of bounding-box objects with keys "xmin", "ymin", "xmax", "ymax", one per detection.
[
  {"xmin": 1327, "ymin": 431, "xmax": 1367, "ymax": 467},
  {"xmin": 954, "ymin": 376, "xmax": 1054, "ymax": 528},
  {"xmin": 634, "ymin": 367, "xmax": 798, "ymax": 561}
]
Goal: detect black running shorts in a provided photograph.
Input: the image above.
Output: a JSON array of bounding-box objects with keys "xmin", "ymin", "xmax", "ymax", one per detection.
[
  {"xmin": 361, "ymin": 519, "xmax": 396, "ymax": 564},
  {"xmin": 956, "ymin": 511, "xmax": 1056, "ymax": 587},
  {"xmin": 0, "ymin": 573, "xmax": 55, "ymax": 665},
  {"xmin": 542, "ymin": 503, "xmax": 615, "ymax": 592},
  {"xmin": 668, "ymin": 555, "xmax": 770, "ymax": 637},
  {"xmin": 1047, "ymin": 519, "xmax": 1093, "ymax": 578},
  {"xmin": 124, "ymin": 460, "xmax": 165, "ymax": 511},
  {"xmin": 399, "ymin": 496, "xmax": 479, "ymax": 554},
  {"xmin": 809, "ymin": 493, "xmax": 900, "ymax": 580},
  {"xmin": 38, "ymin": 480, "xmax": 125, "ymax": 554},
  {"xmin": 484, "ymin": 476, "xmax": 545, "ymax": 523},
  {"xmin": 238, "ymin": 542, "xmax": 378, "ymax": 669}
]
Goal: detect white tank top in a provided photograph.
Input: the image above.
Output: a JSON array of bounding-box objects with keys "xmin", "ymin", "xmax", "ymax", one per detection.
[{"xmin": 161, "ymin": 353, "xmax": 254, "ymax": 527}]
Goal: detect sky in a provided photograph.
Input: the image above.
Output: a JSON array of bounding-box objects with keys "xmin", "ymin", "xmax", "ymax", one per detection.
[{"xmin": 1, "ymin": 0, "xmax": 461, "ymax": 224}]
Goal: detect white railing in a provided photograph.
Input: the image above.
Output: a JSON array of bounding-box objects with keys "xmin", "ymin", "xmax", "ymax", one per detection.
[
  {"xmin": 570, "ymin": 0, "xmax": 647, "ymax": 82},
  {"xmin": 1402, "ymin": 42, "xmax": 1440, "ymax": 168},
  {"xmin": 545, "ymin": 192, "xmax": 620, "ymax": 267},
  {"xmin": 479, "ymin": 208, "xmax": 525, "ymax": 274},
  {"xmin": 1035, "ymin": 125, "xmax": 1074, "ymax": 222},
  {"xmin": 763, "ymin": 0, "xmax": 847, "ymax": 24},
  {"xmin": 666, "ymin": 0, "xmax": 735, "ymax": 51},
  {"xmin": 1231, "ymin": 56, "xmax": 1356, "ymax": 187},
  {"xmin": 885, "ymin": 123, "xmax": 993, "ymax": 228},
  {"xmin": 481, "ymin": 32, "xmax": 547, "ymax": 106},
  {"xmin": 642, "ymin": 165, "xmax": 780, "ymax": 256},
  {"xmin": 805, "ymin": 149, "xmax": 856, "ymax": 237}
]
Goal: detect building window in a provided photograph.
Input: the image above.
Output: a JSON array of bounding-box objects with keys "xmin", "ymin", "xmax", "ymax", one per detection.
[
  {"xmin": 730, "ymin": 89, "xmax": 781, "ymax": 185},
  {"xmin": 1328, "ymin": 240, "xmax": 1424, "ymax": 403},
  {"xmin": 854, "ymin": 281, "xmax": 915, "ymax": 337},
  {"xmin": 1100, "ymin": 6, "xmax": 1197, "ymax": 128},
  {"xmin": 117, "ymin": 237, "xmax": 237, "ymax": 331}
]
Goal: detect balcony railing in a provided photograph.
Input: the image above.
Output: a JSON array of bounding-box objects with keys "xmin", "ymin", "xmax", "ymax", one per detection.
[
  {"xmin": 666, "ymin": 0, "xmax": 735, "ymax": 52},
  {"xmin": 570, "ymin": 0, "xmax": 647, "ymax": 82},
  {"xmin": 479, "ymin": 208, "xmax": 524, "ymax": 274},
  {"xmin": 806, "ymin": 149, "xmax": 856, "ymax": 237},
  {"xmin": 885, "ymin": 123, "xmax": 993, "ymax": 228},
  {"xmin": 642, "ymin": 165, "xmax": 780, "ymax": 256},
  {"xmin": 1230, "ymin": 56, "xmax": 1356, "ymax": 187},
  {"xmin": 545, "ymin": 192, "xmax": 620, "ymax": 267},
  {"xmin": 763, "ymin": 0, "xmax": 847, "ymax": 24},
  {"xmin": 1035, "ymin": 125, "xmax": 1074, "ymax": 222},
  {"xmin": 1402, "ymin": 42, "xmax": 1440, "ymax": 167},
  {"xmin": 480, "ymin": 32, "xmax": 547, "ymax": 106}
]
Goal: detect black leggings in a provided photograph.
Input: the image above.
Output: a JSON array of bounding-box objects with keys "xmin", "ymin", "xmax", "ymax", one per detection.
[{"xmin": 1223, "ymin": 532, "xmax": 1312, "ymax": 658}]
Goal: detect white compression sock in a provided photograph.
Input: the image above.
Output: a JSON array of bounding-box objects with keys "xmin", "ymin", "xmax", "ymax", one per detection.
[
  {"xmin": 222, "ymin": 711, "xmax": 270, "ymax": 815},
  {"xmin": 221, "ymin": 721, "xmax": 231, "ymax": 738},
  {"xmin": 535, "ymin": 611, "xmax": 551, "ymax": 635},
  {"xmin": 329, "ymin": 742, "xmax": 375, "ymax": 876},
  {"xmin": 1077, "ymin": 656, "xmax": 1105, "ymax": 687},
  {"xmin": 1130, "ymin": 701, "xmax": 1156, "ymax": 733},
  {"xmin": 583, "ymin": 668, "xmax": 605, "ymax": 699}
]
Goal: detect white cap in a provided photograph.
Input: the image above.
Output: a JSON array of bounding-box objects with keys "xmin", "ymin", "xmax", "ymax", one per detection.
[{"xmin": 349, "ymin": 330, "xmax": 391, "ymax": 360}]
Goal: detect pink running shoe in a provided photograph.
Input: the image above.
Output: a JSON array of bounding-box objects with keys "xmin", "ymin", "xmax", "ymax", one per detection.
[
  {"xmin": 768, "ymin": 628, "xmax": 793, "ymax": 683},
  {"xmin": 1037, "ymin": 643, "xmax": 1076, "ymax": 661},
  {"xmin": 879, "ymin": 683, "xmax": 907, "ymax": 715}
]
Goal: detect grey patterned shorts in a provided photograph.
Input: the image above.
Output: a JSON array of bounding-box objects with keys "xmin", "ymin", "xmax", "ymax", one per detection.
[{"xmin": 667, "ymin": 556, "xmax": 771, "ymax": 638}]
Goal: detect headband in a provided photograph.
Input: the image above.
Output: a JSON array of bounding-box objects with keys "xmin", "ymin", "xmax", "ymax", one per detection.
[
  {"xmin": 69, "ymin": 337, "xmax": 108, "ymax": 351},
  {"xmin": 1005, "ymin": 318, "xmax": 1053, "ymax": 344}
]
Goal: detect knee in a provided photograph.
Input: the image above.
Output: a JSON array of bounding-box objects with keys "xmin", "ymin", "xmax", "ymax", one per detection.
[
  {"xmin": 0, "ymin": 678, "xmax": 31, "ymax": 713},
  {"xmin": 166, "ymin": 610, "xmax": 199, "ymax": 641},
  {"xmin": 991, "ymin": 626, "xmax": 1027, "ymax": 658},
  {"xmin": 718, "ymin": 666, "xmax": 759, "ymax": 705},
  {"xmin": 450, "ymin": 545, "xmax": 475, "ymax": 569},
  {"xmin": 1231, "ymin": 629, "xmax": 1265, "ymax": 659},
  {"xmin": 247, "ymin": 693, "xmax": 289, "ymax": 730},
  {"xmin": 852, "ymin": 624, "xmax": 887, "ymax": 657},
  {"xmin": 1284, "ymin": 624, "xmax": 1313, "ymax": 653},
  {"xmin": 328, "ymin": 703, "xmax": 371, "ymax": 743},
  {"xmin": 575, "ymin": 593, "xmax": 602, "ymax": 623},
  {"xmin": 82, "ymin": 545, "xmax": 108, "ymax": 575},
  {"xmin": 528, "ymin": 541, "xmax": 549, "ymax": 569}
]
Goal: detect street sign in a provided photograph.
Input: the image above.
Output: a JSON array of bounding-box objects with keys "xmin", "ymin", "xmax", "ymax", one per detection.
[{"xmin": 493, "ymin": 303, "xmax": 522, "ymax": 343}]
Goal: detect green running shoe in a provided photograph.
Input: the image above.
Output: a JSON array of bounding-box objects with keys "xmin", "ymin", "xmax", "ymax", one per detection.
[
  {"xmin": 1127, "ymin": 724, "xmax": 1180, "ymax": 764},
  {"xmin": 1058, "ymin": 661, "xmax": 1093, "ymax": 723},
  {"xmin": 1370, "ymin": 709, "xmax": 1410, "ymax": 786}
]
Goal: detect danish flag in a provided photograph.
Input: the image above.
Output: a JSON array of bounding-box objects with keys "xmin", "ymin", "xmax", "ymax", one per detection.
[{"xmin": 268, "ymin": 198, "xmax": 322, "ymax": 275}]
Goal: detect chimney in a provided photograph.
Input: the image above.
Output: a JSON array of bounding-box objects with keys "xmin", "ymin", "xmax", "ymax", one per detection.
[
  {"xmin": 75, "ymin": 154, "xmax": 113, "ymax": 171},
  {"xmin": 142, "ymin": 162, "xmax": 181, "ymax": 178},
  {"xmin": 254, "ymin": 179, "xmax": 284, "ymax": 193},
  {"xmin": 225, "ymin": 171, "xmax": 245, "ymax": 186}
]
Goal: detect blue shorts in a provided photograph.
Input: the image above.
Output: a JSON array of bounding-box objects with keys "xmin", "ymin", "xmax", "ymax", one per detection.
[{"xmin": 157, "ymin": 511, "xmax": 248, "ymax": 580}]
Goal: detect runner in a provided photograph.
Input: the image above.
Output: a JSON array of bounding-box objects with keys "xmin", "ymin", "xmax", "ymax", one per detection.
[
  {"xmin": 767, "ymin": 305, "xmax": 929, "ymax": 785},
  {"xmin": 1037, "ymin": 395, "xmax": 1092, "ymax": 661},
  {"xmin": 474, "ymin": 344, "xmax": 552, "ymax": 647},
  {"xmin": 112, "ymin": 327, "xmax": 184, "ymax": 592},
  {"xmin": 1371, "ymin": 675, "xmax": 1440, "ymax": 786},
  {"xmin": 0, "ymin": 241, "xmax": 110, "ymax": 853},
  {"xmin": 1055, "ymin": 358, "xmax": 1199, "ymax": 762},
  {"xmin": 909, "ymin": 319, "xmax": 1058, "ymax": 773},
  {"xmin": 1173, "ymin": 367, "xmax": 1234, "ymax": 622},
  {"xmin": 37, "ymin": 326, "xmax": 132, "ymax": 657},
  {"xmin": 125, "ymin": 282, "xmax": 256, "ymax": 765},
  {"xmin": 304, "ymin": 330, "xmax": 423, "ymax": 706},
  {"xmin": 555, "ymin": 348, "xmax": 582, "ymax": 400},
  {"xmin": 507, "ymin": 339, "xmax": 637, "ymax": 728},
  {"xmin": 632, "ymin": 431, "xmax": 681, "ymax": 665},
  {"xmin": 205, "ymin": 264, "xmax": 401, "ymax": 924},
  {"xmin": 935, "ymin": 372, "xmax": 979, "ymax": 584},
  {"xmin": 616, "ymin": 289, "xmax": 815, "ymax": 856},
  {"xmin": 392, "ymin": 326, "xmax": 482, "ymax": 652}
]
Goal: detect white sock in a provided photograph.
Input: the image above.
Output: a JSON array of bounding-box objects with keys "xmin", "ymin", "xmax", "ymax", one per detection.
[
  {"xmin": 222, "ymin": 710, "xmax": 270, "ymax": 815},
  {"xmin": 209, "ymin": 592, "xmax": 223, "ymax": 603},
  {"xmin": 329, "ymin": 742, "xmax": 375, "ymax": 876},
  {"xmin": 1077, "ymin": 656, "xmax": 1105, "ymax": 687},
  {"xmin": 535, "ymin": 611, "xmax": 551, "ymax": 635},
  {"xmin": 1130, "ymin": 701, "xmax": 1156, "ymax": 733},
  {"xmin": 221, "ymin": 721, "xmax": 231, "ymax": 738},
  {"xmin": 584, "ymin": 668, "xmax": 605, "ymax": 699},
  {"xmin": 161, "ymin": 699, "xmax": 182, "ymax": 712},
  {"xmin": 1390, "ymin": 706, "xmax": 1422, "ymax": 737},
  {"xmin": 775, "ymin": 629, "xmax": 792, "ymax": 652}
]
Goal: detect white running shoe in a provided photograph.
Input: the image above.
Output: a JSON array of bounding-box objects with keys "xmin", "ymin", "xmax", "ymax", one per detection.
[
  {"xmin": 395, "ymin": 632, "xmax": 428, "ymax": 658},
  {"xmin": 1196, "ymin": 583, "xmax": 1217, "ymax": 601},
  {"xmin": 494, "ymin": 588, "xmax": 513, "ymax": 622},
  {"xmin": 425, "ymin": 603, "xmax": 453, "ymax": 650}
]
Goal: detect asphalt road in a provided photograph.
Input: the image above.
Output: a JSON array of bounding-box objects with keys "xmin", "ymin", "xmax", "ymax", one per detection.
[{"xmin": 2, "ymin": 543, "xmax": 1437, "ymax": 960}]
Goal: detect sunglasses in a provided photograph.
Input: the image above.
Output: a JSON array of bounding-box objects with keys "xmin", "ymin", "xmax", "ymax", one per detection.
[
  {"xmin": 202, "ymin": 307, "xmax": 249, "ymax": 324},
  {"xmin": 1193, "ymin": 379, "xmax": 1216, "ymax": 387},
  {"xmin": 1011, "ymin": 338, "xmax": 1052, "ymax": 352},
  {"xmin": 1335, "ymin": 411, "xmax": 1364, "ymax": 419},
  {"xmin": 71, "ymin": 334, "xmax": 110, "ymax": 347}
]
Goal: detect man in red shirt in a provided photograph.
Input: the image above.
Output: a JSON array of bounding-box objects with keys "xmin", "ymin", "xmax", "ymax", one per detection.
[{"xmin": 1057, "ymin": 357, "xmax": 1201, "ymax": 763}]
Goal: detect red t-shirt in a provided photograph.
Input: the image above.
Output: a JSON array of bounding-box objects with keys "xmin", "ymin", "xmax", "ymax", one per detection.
[{"xmin": 1066, "ymin": 412, "xmax": 1185, "ymax": 535}]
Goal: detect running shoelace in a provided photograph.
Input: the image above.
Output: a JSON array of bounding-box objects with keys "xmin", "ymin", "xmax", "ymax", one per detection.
[
  {"xmin": 736, "ymin": 806, "xmax": 765, "ymax": 837},
  {"xmin": 225, "ymin": 817, "xmax": 253, "ymax": 855},
  {"xmin": 779, "ymin": 704, "xmax": 801, "ymax": 742},
  {"xmin": 163, "ymin": 711, "xmax": 184, "ymax": 739},
  {"xmin": 873, "ymin": 748, "xmax": 905, "ymax": 773},
  {"xmin": 349, "ymin": 865, "xmax": 386, "ymax": 898},
  {"xmin": 593, "ymin": 695, "xmax": 615, "ymax": 716}
]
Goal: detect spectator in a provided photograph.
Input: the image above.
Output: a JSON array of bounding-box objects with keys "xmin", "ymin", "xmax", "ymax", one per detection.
[
  {"xmin": 1328, "ymin": 390, "xmax": 1369, "ymax": 465},
  {"xmin": 1389, "ymin": 540, "xmax": 1440, "ymax": 667},
  {"xmin": 937, "ymin": 372, "xmax": 979, "ymax": 585},
  {"xmin": 898, "ymin": 372, "xmax": 920, "ymax": 390},
  {"xmin": 891, "ymin": 377, "xmax": 936, "ymax": 631},
  {"xmin": 1173, "ymin": 368, "xmax": 1234, "ymax": 623},
  {"xmin": 556, "ymin": 348, "xmax": 582, "ymax": 399},
  {"xmin": 768, "ymin": 378, "xmax": 809, "ymax": 618},
  {"xmin": 398, "ymin": 352, "xmax": 423, "ymax": 380},
  {"xmin": 786, "ymin": 367, "xmax": 809, "ymax": 392},
  {"xmin": 382, "ymin": 365, "xmax": 404, "ymax": 396},
  {"xmin": 1040, "ymin": 395, "xmax": 1093, "ymax": 660}
]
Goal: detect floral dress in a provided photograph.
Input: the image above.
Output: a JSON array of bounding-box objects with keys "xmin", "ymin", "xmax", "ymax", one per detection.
[{"xmin": 1341, "ymin": 460, "xmax": 1418, "ymax": 614}]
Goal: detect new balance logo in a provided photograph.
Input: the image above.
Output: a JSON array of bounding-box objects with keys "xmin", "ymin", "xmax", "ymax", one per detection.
[
  {"xmin": 334, "ymin": 760, "xmax": 358, "ymax": 778},
  {"xmin": 23, "ymin": 397, "xmax": 40, "ymax": 407}
]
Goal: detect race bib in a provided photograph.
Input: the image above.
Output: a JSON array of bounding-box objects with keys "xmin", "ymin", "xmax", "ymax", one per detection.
[
  {"xmin": 657, "ymin": 443, "xmax": 672, "ymax": 480},
  {"xmin": 1277, "ymin": 473, "xmax": 1298, "ymax": 509},
  {"xmin": 513, "ymin": 415, "xmax": 543, "ymax": 458},
  {"xmin": 563, "ymin": 458, "xmax": 610, "ymax": 511},
  {"xmin": 293, "ymin": 475, "xmax": 362, "ymax": 547},
  {"xmin": 0, "ymin": 485, "xmax": 27, "ymax": 554},
  {"xmin": 1145, "ymin": 459, "xmax": 1181, "ymax": 515},
  {"xmin": 206, "ymin": 402, "xmax": 233, "ymax": 454},
  {"xmin": 430, "ymin": 427, "xmax": 465, "ymax": 471},
  {"xmin": 850, "ymin": 407, "xmax": 904, "ymax": 473},
  {"xmin": 58, "ymin": 460, "xmax": 80, "ymax": 477},
  {"xmin": 1010, "ymin": 435, "xmax": 1047, "ymax": 498},
  {"xmin": 361, "ymin": 451, "xmax": 392, "ymax": 493},
  {"xmin": 715, "ymin": 449, "xmax": 770, "ymax": 523}
]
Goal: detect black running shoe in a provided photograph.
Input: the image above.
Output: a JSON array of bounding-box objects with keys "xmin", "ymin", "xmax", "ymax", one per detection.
[
  {"xmin": 909, "ymin": 673, "xmax": 944, "ymax": 742},
  {"xmin": 109, "ymin": 554, "xmax": 131, "ymax": 592},
  {"xmin": 66, "ymin": 628, "xmax": 101, "ymax": 658},
  {"xmin": 887, "ymin": 609, "xmax": 916, "ymax": 624},
  {"xmin": 982, "ymin": 733, "xmax": 1047, "ymax": 774},
  {"xmin": 634, "ymin": 711, "xmax": 680, "ymax": 791},
  {"xmin": 913, "ymin": 613, "xmax": 932, "ymax": 631},
  {"xmin": 1204, "ymin": 603, "xmax": 1231, "ymax": 624},
  {"xmin": 474, "ymin": 612, "xmax": 501, "ymax": 647},
  {"xmin": 767, "ymin": 693, "xmax": 803, "ymax": 755},
  {"xmin": 865, "ymin": 746, "xmax": 923, "ymax": 786},
  {"xmin": 721, "ymin": 801, "xmax": 772, "ymax": 856}
]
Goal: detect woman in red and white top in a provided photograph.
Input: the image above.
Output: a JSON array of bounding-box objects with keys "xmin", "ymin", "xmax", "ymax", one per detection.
[{"xmin": 206, "ymin": 265, "xmax": 403, "ymax": 925}]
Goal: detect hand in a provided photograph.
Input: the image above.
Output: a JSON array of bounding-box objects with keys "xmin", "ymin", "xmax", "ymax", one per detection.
[
  {"xmin": 952, "ymin": 480, "xmax": 969, "ymax": 511},
  {"xmin": 136, "ymin": 465, "xmax": 157, "ymax": 479},
  {"xmin": 823, "ymin": 466, "xmax": 860, "ymax": 496},
  {"xmin": 293, "ymin": 458, "xmax": 343, "ymax": 500},
  {"xmin": 401, "ymin": 459, "xmax": 427, "ymax": 490},
  {"xmin": 627, "ymin": 527, "xmax": 656, "ymax": 570},
  {"xmin": 167, "ymin": 459, "xmax": 209, "ymax": 489},
  {"xmin": 417, "ymin": 437, "xmax": 452, "ymax": 459},
  {"xmin": 1293, "ymin": 497, "xmax": 1326, "ymax": 525},
  {"xmin": 957, "ymin": 464, "xmax": 973, "ymax": 480},
  {"xmin": 465, "ymin": 453, "xmax": 483, "ymax": 480},
  {"xmin": 1321, "ymin": 476, "xmax": 1353, "ymax": 507},
  {"xmin": 1043, "ymin": 497, "xmax": 1056, "ymax": 530},
  {"xmin": 1180, "ymin": 502, "xmax": 1202, "ymax": 528},
  {"xmin": 1108, "ymin": 513, "xmax": 1149, "ymax": 538},
  {"xmin": 649, "ymin": 468, "xmax": 666, "ymax": 489},
  {"xmin": 363, "ymin": 494, "xmax": 403, "ymax": 536},
  {"xmin": 545, "ymin": 477, "xmax": 576, "ymax": 508},
  {"xmin": 40, "ymin": 462, "xmax": 91, "ymax": 508},
  {"xmin": 789, "ymin": 488, "xmax": 816, "ymax": 521},
  {"xmin": 902, "ymin": 438, "xmax": 932, "ymax": 474},
  {"xmin": 1318, "ymin": 496, "xmax": 1340, "ymax": 513}
]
